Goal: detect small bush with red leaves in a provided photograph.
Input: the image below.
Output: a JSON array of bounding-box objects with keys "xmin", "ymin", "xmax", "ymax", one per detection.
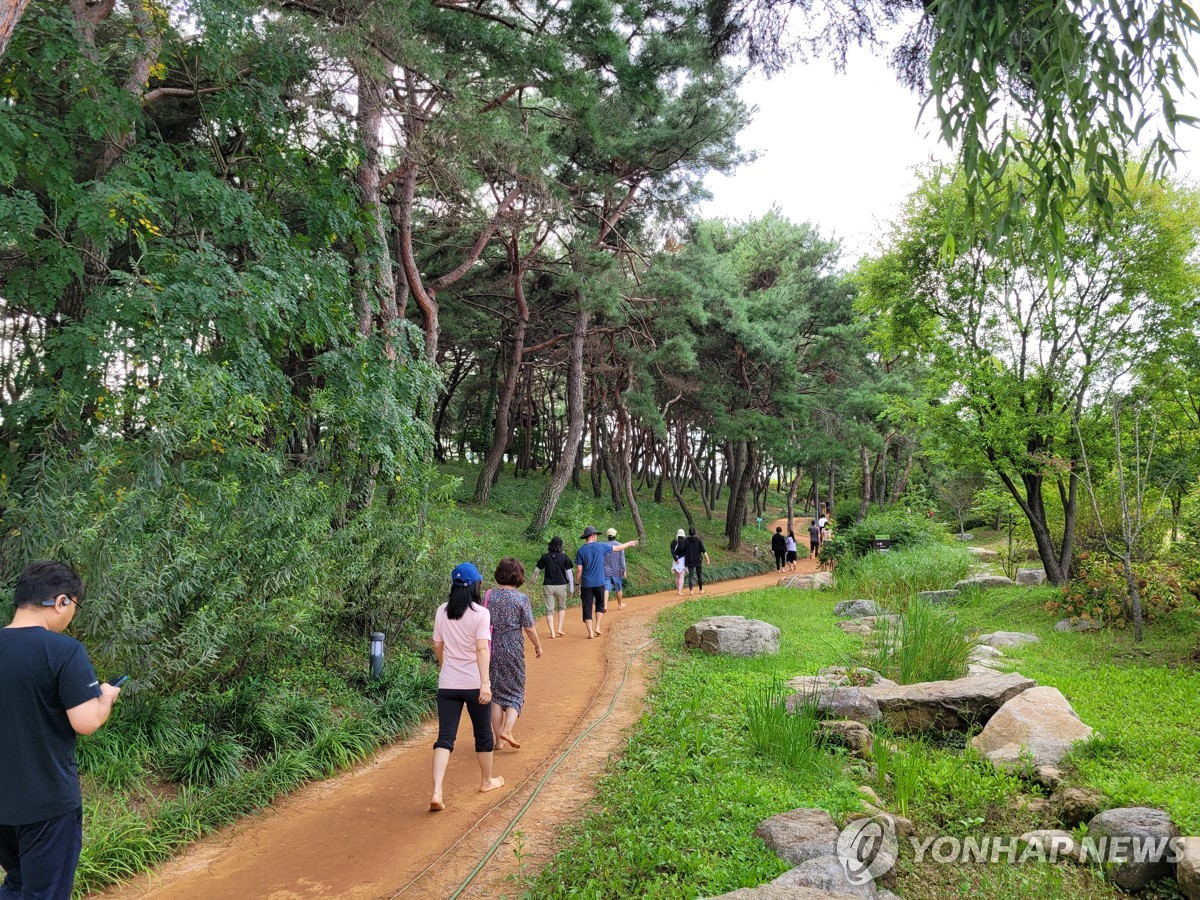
[{"xmin": 1047, "ymin": 552, "xmax": 1185, "ymax": 627}]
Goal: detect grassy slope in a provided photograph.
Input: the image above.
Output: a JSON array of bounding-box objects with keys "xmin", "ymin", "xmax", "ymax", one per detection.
[{"xmin": 527, "ymin": 548, "xmax": 1200, "ymax": 900}]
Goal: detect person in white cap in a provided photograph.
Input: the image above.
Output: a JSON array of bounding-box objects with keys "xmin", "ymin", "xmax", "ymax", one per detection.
[
  {"xmin": 603, "ymin": 527, "xmax": 628, "ymax": 610},
  {"xmin": 670, "ymin": 528, "xmax": 688, "ymax": 595}
]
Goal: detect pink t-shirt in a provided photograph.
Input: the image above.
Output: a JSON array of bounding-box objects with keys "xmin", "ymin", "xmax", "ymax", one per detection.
[{"xmin": 432, "ymin": 601, "xmax": 491, "ymax": 690}]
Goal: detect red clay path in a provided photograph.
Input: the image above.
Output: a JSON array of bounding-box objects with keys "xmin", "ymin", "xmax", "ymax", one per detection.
[{"xmin": 99, "ymin": 535, "xmax": 817, "ymax": 899}]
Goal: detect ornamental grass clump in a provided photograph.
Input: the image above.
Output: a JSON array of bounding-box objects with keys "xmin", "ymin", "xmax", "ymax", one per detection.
[
  {"xmin": 746, "ymin": 681, "xmax": 828, "ymax": 774},
  {"xmin": 862, "ymin": 597, "xmax": 973, "ymax": 684}
]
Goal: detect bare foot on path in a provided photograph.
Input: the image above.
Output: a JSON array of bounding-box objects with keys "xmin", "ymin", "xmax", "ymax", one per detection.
[
  {"xmin": 95, "ymin": 555, "xmax": 812, "ymax": 900},
  {"xmin": 479, "ymin": 776, "xmax": 506, "ymax": 794},
  {"xmin": 429, "ymin": 799, "xmax": 445, "ymax": 812},
  {"xmin": 498, "ymin": 733, "xmax": 521, "ymax": 749},
  {"xmin": 594, "ymin": 629, "xmax": 603, "ymax": 636}
]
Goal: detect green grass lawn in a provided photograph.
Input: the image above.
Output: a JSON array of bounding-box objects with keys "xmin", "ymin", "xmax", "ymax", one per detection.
[{"xmin": 527, "ymin": 560, "xmax": 1200, "ymax": 899}]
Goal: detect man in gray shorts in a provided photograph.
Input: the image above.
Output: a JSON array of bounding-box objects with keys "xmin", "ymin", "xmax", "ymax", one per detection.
[{"xmin": 535, "ymin": 536, "xmax": 573, "ymax": 638}]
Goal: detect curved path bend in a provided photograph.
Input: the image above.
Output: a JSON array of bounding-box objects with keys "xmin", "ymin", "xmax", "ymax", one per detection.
[{"xmin": 100, "ymin": 538, "xmax": 817, "ymax": 900}]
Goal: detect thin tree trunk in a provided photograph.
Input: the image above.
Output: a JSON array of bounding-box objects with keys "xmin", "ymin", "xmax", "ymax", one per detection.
[
  {"xmin": 856, "ymin": 446, "xmax": 872, "ymax": 523},
  {"xmin": 0, "ymin": 0, "xmax": 35, "ymax": 62},
  {"xmin": 529, "ymin": 302, "xmax": 590, "ymax": 535}
]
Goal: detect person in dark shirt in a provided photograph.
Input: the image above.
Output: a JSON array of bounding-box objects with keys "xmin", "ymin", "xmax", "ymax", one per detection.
[
  {"xmin": 0, "ymin": 560, "xmax": 121, "ymax": 900},
  {"xmin": 535, "ymin": 536, "xmax": 573, "ymax": 638},
  {"xmin": 808, "ymin": 520, "xmax": 822, "ymax": 556},
  {"xmin": 770, "ymin": 527, "xmax": 787, "ymax": 572},
  {"xmin": 574, "ymin": 525, "xmax": 637, "ymax": 638},
  {"xmin": 682, "ymin": 528, "xmax": 710, "ymax": 596}
]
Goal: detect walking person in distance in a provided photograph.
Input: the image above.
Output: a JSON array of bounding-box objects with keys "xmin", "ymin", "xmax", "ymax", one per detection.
[
  {"xmin": 574, "ymin": 525, "xmax": 638, "ymax": 638},
  {"xmin": 603, "ymin": 527, "xmax": 628, "ymax": 610},
  {"xmin": 683, "ymin": 528, "xmax": 710, "ymax": 595},
  {"xmin": 770, "ymin": 526, "xmax": 787, "ymax": 572},
  {"xmin": 670, "ymin": 529, "xmax": 688, "ymax": 595},
  {"xmin": 1, "ymin": 561, "xmax": 121, "ymax": 900},
  {"xmin": 535, "ymin": 536, "xmax": 573, "ymax": 638},
  {"xmin": 485, "ymin": 558, "xmax": 543, "ymax": 750},
  {"xmin": 429, "ymin": 563, "xmax": 505, "ymax": 811},
  {"xmin": 785, "ymin": 529, "xmax": 798, "ymax": 572}
]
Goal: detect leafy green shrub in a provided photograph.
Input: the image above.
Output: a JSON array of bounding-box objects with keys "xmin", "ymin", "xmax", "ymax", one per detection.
[
  {"xmin": 161, "ymin": 731, "xmax": 249, "ymax": 787},
  {"xmin": 837, "ymin": 544, "xmax": 971, "ymax": 604},
  {"xmin": 1049, "ymin": 553, "xmax": 1185, "ymax": 626},
  {"xmin": 78, "ymin": 728, "xmax": 149, "ymax": 791},
  {"xmin": 821, "ymin": 510, "xmax": 947, "ymax": 565},
  {"xmin": 861, "ymin": 597, "xmax": 973, "ymax": 683}
]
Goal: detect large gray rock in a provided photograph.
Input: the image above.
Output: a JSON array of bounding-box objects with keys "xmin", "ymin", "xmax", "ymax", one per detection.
[
  {"xmin": 917, "ymin": 590, "xmax": 960, "ymax": 604},
  {"xmin": 970, "ymin": 686, "xmax": 1094, "ymax": 767},
  {"xmin": 866, "ymin": 672, "xmax": 1037, "ymax": 734},
  {"xmin": 1177, "ymin": 836, "xmax": 1200, "ymax": 900},
  {"xmin": 1016, "ymin": 568, "xmax": 1048, "ymax": 586},
  {"xmin": 817, "ymin": 720, "xmax": 874, "ymax": 758},
  {"xmin": 968, "ymin": 546, "xmax": 1000, "ymax": 559},
  {"xmin": 813, "ymin": 571, "xmax": 835, "ymax": 589},
  {"xmin": 813, "ymin": 687, "xmax": 882, "ymax": 725},
  {"xmin": 966, "ymin": 663, "xmax": 1002, "ymax": 677},
  {"xmin": 707, "ymin": 886, "xmax": 862, "ymax": 900},
  {"xmin": 780, "ymin": 574, "xmax": 817, "ymax": 589},
  {"xmin": 810, "ymin": 673, "xmax": 1037, "ymax": 733},
  {"xmin": 755, "ymin": 808, "xmax": 840, "ymax": 866},
  {"xmin": 1054, "ymin": 617, "xmax": 1103, "ymax": 633},
  {"xmin": 976, "ymin": 631, "xmax": 1041, "ymax": 649},
  {"xmin": 955, "ymin": 574, "xmax": 1016, "ymax": 590},
  {"xmin": 835, "ymin": 599, "xmax": 882, "ymax": 618},
  {"xmin": 773, "ymin": 855, "xmax": 877, "ymax": 898},
  {"xmin": 685, "ymin": 616, "xmax": 780, "ymax": 657},
  {"xmin": 1085, "ymin": 807, "xmax": 1179, "ymax": 891},
  {"xmin": 968, "ymin": 645, "xmax": 1005, "ymax": 661}
]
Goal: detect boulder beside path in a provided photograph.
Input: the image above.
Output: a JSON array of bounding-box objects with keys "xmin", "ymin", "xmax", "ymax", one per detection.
[{"xmin": 684, "ymin": 616, "xmax": 780, "ymax": 657}]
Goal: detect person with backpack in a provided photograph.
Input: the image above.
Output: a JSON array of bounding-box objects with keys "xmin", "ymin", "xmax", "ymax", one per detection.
[
  {"xmin": 535, "ymin": 536, "xmax": 573, "ymax": 638},
  {"xmin": 429, "ymin": 563, "xmax": 505, "ymax": 811},
  {"xmin": 683, "ymin": 527, "xmax": 710, "ymax": 596},
  {"xmin": 670, "ymin": 528, "xmax": 688, "ymax": 595},
  {"xmin": 770, "ymin": 527, "xmax": 787, "ymax": 572}
]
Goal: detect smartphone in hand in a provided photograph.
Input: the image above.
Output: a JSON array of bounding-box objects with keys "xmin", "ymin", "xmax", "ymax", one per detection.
[{"xmin": 107, "ymin": 675, "xmax": 128, "ymax": 688}]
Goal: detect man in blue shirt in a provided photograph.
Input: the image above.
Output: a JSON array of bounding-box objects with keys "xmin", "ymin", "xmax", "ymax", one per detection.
[
  {"xmin": 1, "ymin": 560, "xmax": 121, "ymax": 900},
  {"xmin": 574, "ymin": 526, "xmax": 637, "ymax": 639}
]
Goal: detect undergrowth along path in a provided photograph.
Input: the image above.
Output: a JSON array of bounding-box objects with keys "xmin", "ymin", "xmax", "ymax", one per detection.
[{"xmin": 97, "ymin": 552, "xmax": 814, "ymax": 900}]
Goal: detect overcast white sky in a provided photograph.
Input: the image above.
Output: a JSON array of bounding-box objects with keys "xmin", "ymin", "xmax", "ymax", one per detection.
[{"xmin": 700, "ymin": 46, "xmax": 1200, "ymax": 265}]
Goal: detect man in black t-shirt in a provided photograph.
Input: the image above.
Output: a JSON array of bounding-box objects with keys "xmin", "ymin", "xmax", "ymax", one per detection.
[
  {"xmin": 0, "ymin": 561, "xmax": 121, "ymax": 900},
  {"xmin": 535, "ymin": 536, "xmax": 574, "ymax": 638}
]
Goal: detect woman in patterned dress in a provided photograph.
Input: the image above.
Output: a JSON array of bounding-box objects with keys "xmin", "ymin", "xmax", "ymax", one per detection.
[{"xmin": 487, "ymin": 557, "xmax": 543, "ymax": 749}]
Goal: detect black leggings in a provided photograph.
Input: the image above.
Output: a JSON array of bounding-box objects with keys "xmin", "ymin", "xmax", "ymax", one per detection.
[
  {"xmin": 687, "ymin": 565, "xmax": 703, "ymax": 590},
  {"xmin": 774, "ymin": 551, "xmax": 786, "ymax": 570},
  {"xmin": 433, "ymin": 688, "xmax": 494, "ymax": 753}
]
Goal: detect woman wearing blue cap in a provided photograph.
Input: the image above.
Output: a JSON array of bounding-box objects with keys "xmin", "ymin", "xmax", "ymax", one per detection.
[{"xmin": 429, "ymin": 563, "xmax": 506, "ymax": 811}]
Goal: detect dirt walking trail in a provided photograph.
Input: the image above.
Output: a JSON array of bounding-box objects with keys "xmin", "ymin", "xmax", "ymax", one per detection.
[{"xmin": 100, "ymin": 526, "xmax": 817, "ymax": 900}]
